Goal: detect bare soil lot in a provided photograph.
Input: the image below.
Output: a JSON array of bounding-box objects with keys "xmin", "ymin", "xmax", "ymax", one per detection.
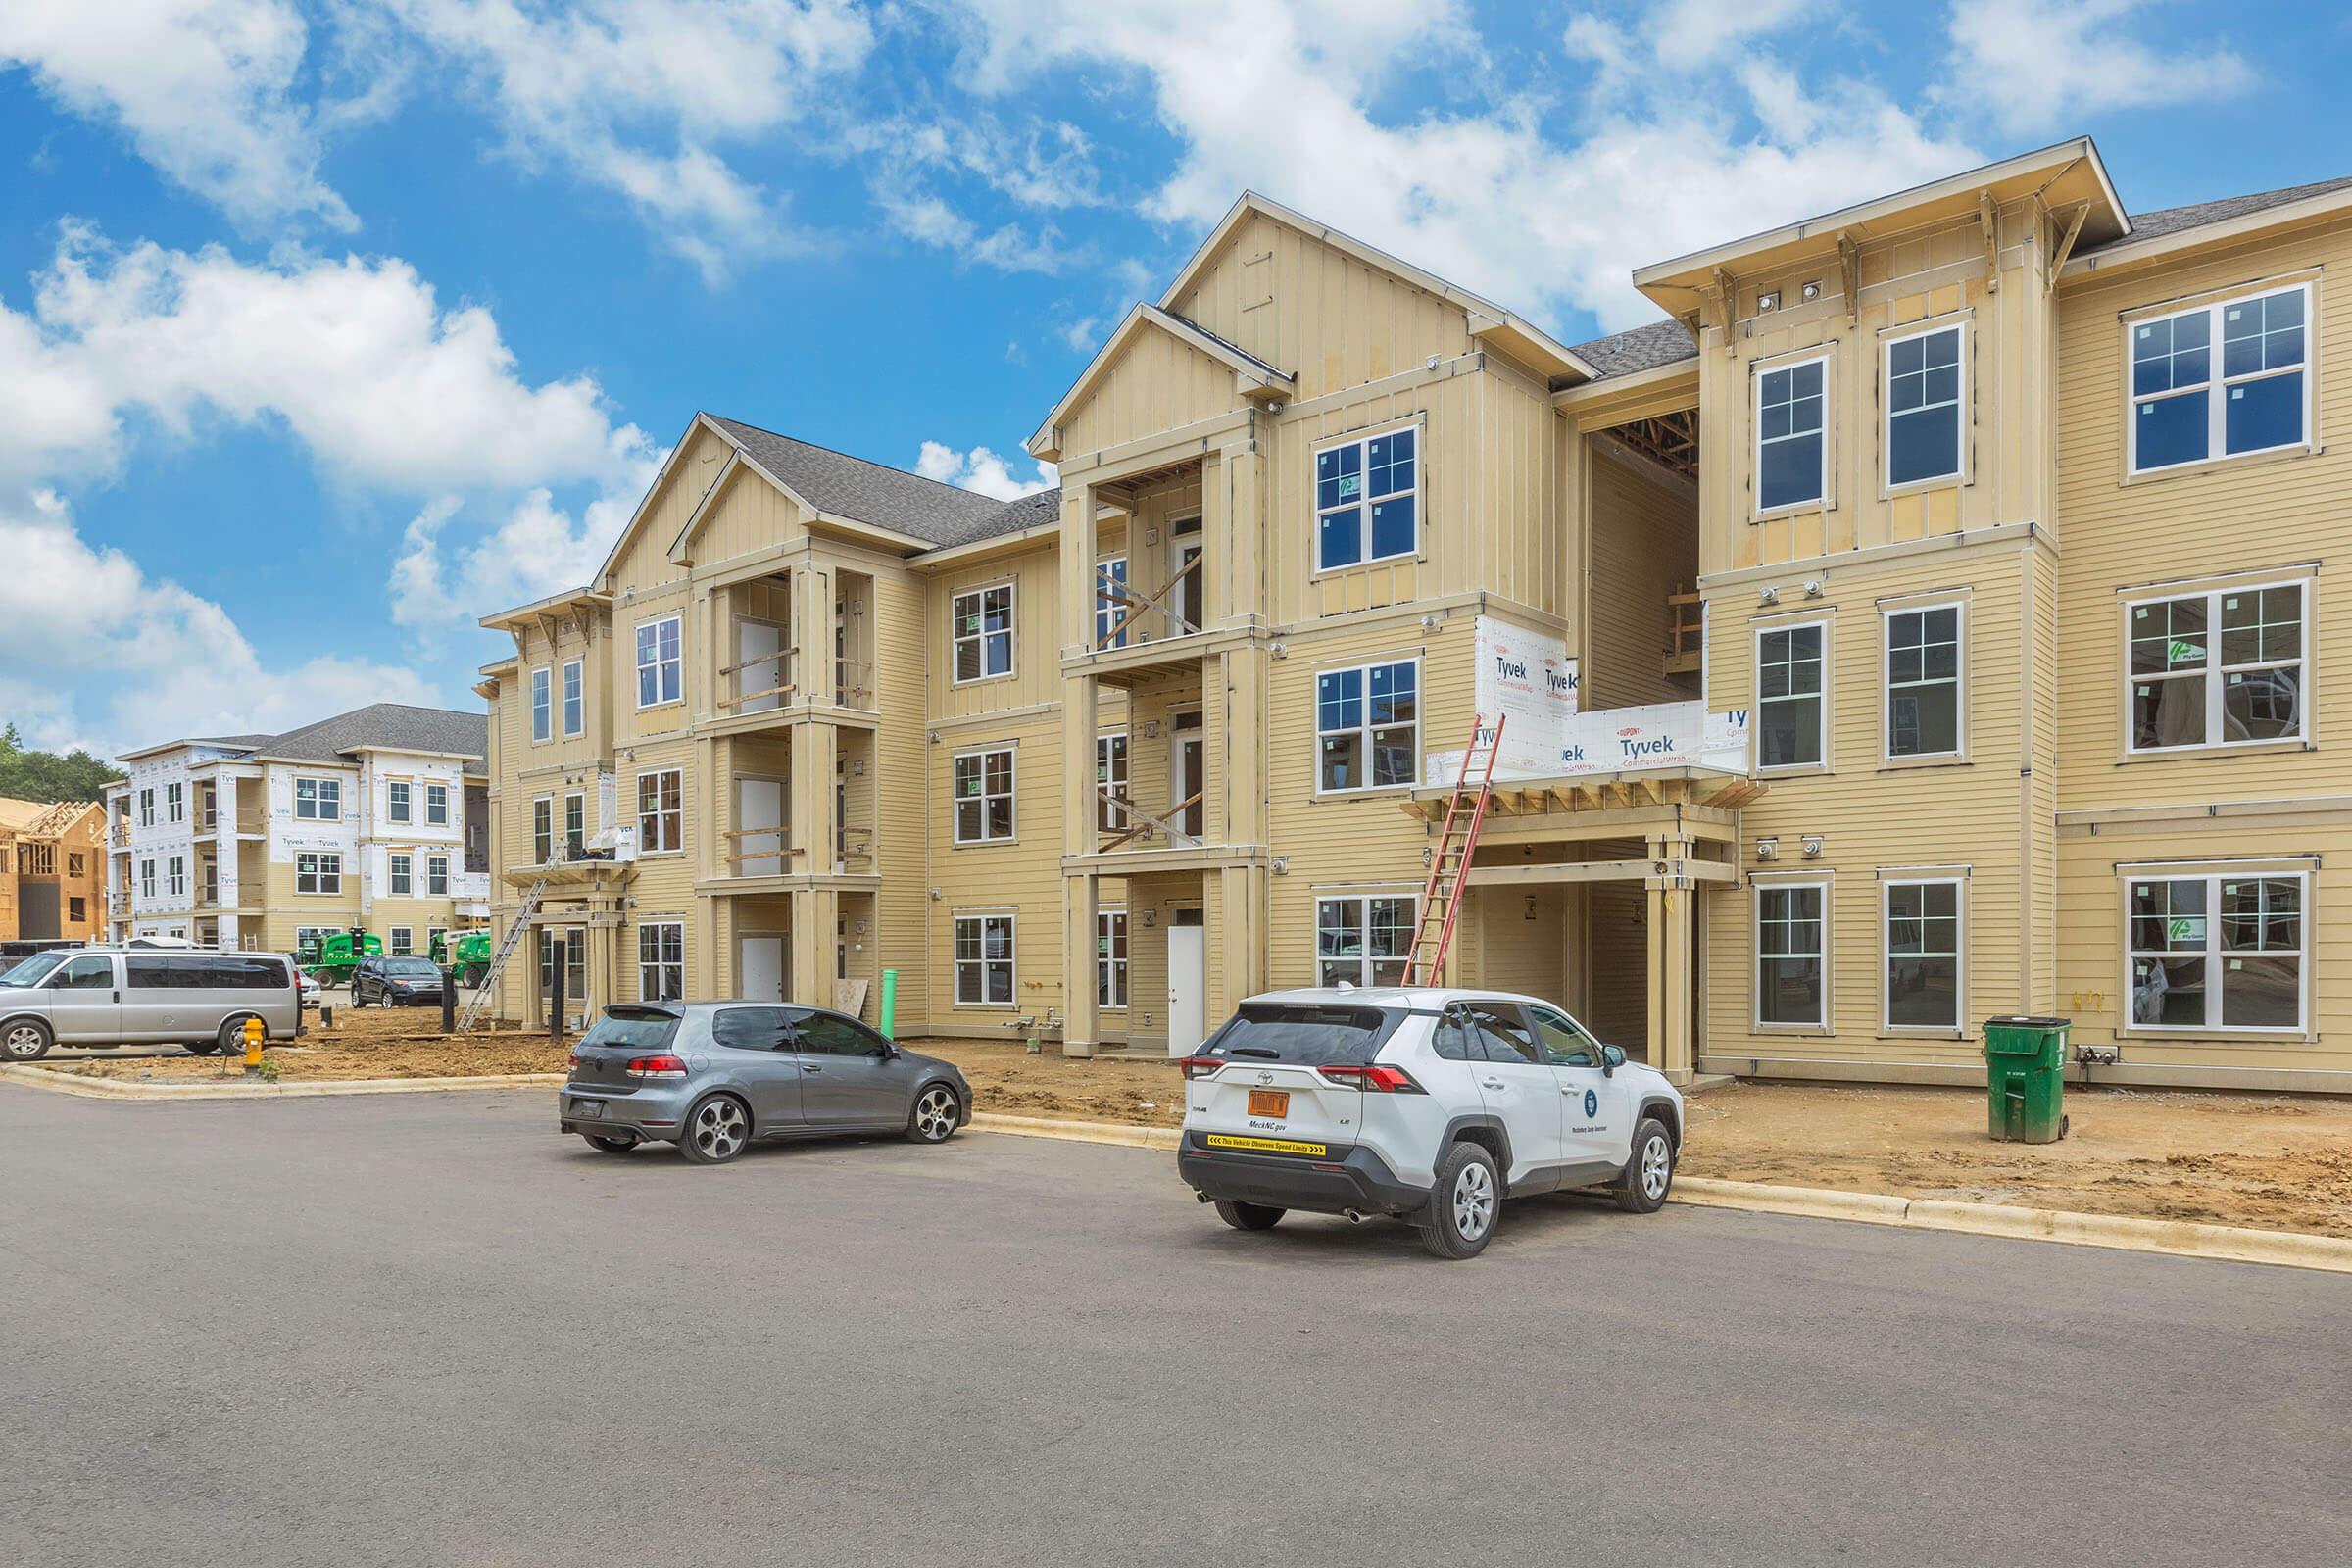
[{"xmin": 49, "ymin": 1004, "xmax": 569, "ymax": 1082}]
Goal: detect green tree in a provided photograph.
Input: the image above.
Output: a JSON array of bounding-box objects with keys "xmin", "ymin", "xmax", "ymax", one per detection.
[{"xmin": 0, "ymin": 723, "xmax": 124, "ymax": 804}]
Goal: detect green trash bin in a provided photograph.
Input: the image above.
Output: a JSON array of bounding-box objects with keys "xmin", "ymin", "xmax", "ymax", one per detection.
[{"xmin": 1984, "ymin": 1015, "xmax": 2071, "ymax": 1143}]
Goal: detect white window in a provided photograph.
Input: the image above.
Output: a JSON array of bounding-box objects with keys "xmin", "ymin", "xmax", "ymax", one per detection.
[
  {"xmin": 1755, "ymin": 881, "xmax": 1827, "ymax": 1026},
  {"xmin": 1315, "ymin": 895, "xmax": 1414, "ymax": 988},
  {"xmin": 2127, "ymin": 582, "xmax": 2305, "ymax": 752},
  {"xmin": 1098, "ymin": 909, "xmax": 1128, "ymax": 1008},
  {"xmin": 1756, "ymin": 355, "xmax": 1829, "ymax": 512},
  {"xmin": 426, "ymin": 926, "xmax": 448, "ymax": 959},
  {"xmin": 564, "ymin": 793, "xmax": 585, "ymax": 859},
  {"xmin": 1096, "ymin": 733, "xmax": 1129, "ymax": 834},
  {"xmin": 425, "ymin": 782, "xmax": 449, "ymax": 825},
  {"xmin": 1315, "ymin": 660, "xmax": 1418, "ymax": 792},
  {"xmin": 2129, "ymin": 870, "xmax": 2305, "ymax": 1032},
  {"xmin": 952, "ymin": 585, "xmax": 1014, "ymax": 682},
  {"xmin": 562, "ymin": 659, "xmax": 584, "ymax": 737},
  {"xmin": 1095, "ymin": 558, "xmax": 1128, "ymax": 648},
  {"xmin": 295, "ymin": 777, "xmax": 341, "ymax": 820},
  {"xmin": 954, "ymin": 748, "xmax": 1015, "ymax": 843},
  {"xmin": 635, "ymin": 615, "xmax": 683, "ymax": 708},
  {"xmin": 538, "ymin": 929, "xmax": 586, "ymax": 1003},
  {"xmin": 139, "ymin": 859, "xmax": 155, "ymax": 898},
  {"xmin": 1315, "ymin": 425, "xmax": 1417, "ymax": 571},
  {"xmin": 1886, "ymin": 324, "xmax": 1963, "ymax": 488},
  {"xmin": 1885, "ymin": 877, "xmax": 1963, "ymax": 1031},
  {"xmin": 638, "ymin": 921, "xmax": 685, "ymax": 1003},
  {"xmin": 388, "ymin": 853, "xmax": 412, "ymax": 896},
  {"xmin": 167, "ymin": 855, "xmax": 185, "ymax": 897},
  {"xmin": 166, "ymin": 782, "xmax": 183, "ymax": 823},
  {"xmin": 954, "ymin": 912, "xmax": 1015, "ymax": 1005},
  {"xmin": 637, "ymin": 769, "xmax": 682, "ymax": 854},
  {"xmin": 387, "ymin": 780, "xmax": 412, "ymax": 823},
  {"xmin": 531, "ymin": 797, "xmax": 553, "ymax": 864},
  {"xmin": 137, "ymin": 788, "xmax": 154, "ymax": 827},
  {"xmin": 530, "ymin": 666, "xmax": 552, "ymax": 741},
  {"xmin": 1756, "ymin": 622, "xmax": 1826, "ymax": 769},
  {"xmin": 297, "ymin": 853, "xmax": 342, "ymax": 896},
  {"xmin": 296, "ymin": 926, "xmax": 336, "ymax": 956},
  {"xmin": 2130, "ymin": 283, "xmax": 2311, "ymax": 473},
  {"xmin": 389, "ymin": 926, "xmax": 414, "ymax": 956},
  {"xmin": 1886, "ymin": 606, "xmax": 1962, "ymax": 759},
  {"xmin": 426, "ymin": 854, "xmax": 449, "ymax": 896}
]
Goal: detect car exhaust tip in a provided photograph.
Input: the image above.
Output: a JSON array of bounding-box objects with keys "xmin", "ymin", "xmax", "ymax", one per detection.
[
  {"xmin": 1195, "ymin": 1190, "xmax": 1214, "ymax": 1203},
  {"xmin": 1343, "ymin": 1208, "xmax": 1367, "ymax": 1224}
]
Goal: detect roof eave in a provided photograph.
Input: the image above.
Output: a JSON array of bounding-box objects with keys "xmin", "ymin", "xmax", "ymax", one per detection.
[
  {"xmin": 911, "ymin": 519, "xmax": 1062, "ymax": 571},
  {"xmin": 479, "ymin": 584, "xmax": 612, "ymax": 633},
  {"xmin": 2062, "ymin": 183, "xmax": 2352, "ymax": 281}
]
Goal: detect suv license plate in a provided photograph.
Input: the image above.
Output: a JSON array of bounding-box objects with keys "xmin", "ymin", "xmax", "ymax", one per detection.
[
  {"xmin": 571, "ymin": 1100, "xmax": 604, "ymax": 1119},
  {"xmin": 1247, "ymin": 1089, "xmax": 1290, "ymax": 1118}
]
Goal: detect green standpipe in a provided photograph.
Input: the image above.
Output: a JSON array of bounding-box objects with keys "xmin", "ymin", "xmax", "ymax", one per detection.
[{"xmin": 878, "ymin": 968, "xmax": 898, "ymax": 1041}]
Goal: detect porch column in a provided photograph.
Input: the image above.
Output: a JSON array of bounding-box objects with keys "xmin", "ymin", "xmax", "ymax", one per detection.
[
  {"xmin": 790, "ymin": 887, "xmax": 839, "ymax": 1008},
  {"xmin": 586, "ymin": 899, "xmax": 623, "ymax": 1016},
  {"xmin": 1059, "ymin": 514, "xmax": 1101, "ymax": 1058},
  {"xmin": 1209, "ymin": 862, "xmax": 1267, "ymax": 1020},
  {"xmin": 1645, "ymin": 834, "xmax": 1696, "ymax": 1085},
  {"xmin": 1062, "ymin": 871, "xmax": 1100, "ymax": 1058},
  {"xmin": 790, "ymin": 557, "xmax": 832, "ymax": 709},
  {"xmin": 788, "ymin": 719, "xmax": 835, "ymax": 872}
]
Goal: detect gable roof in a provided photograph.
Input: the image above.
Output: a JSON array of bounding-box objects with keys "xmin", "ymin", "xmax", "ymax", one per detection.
[
  {"xmin": 1565, "ymin": 318, "xmax": 1698, "ymax": 382},
  {"xmin": 703, "ymin": 416, "xmax": 1007, "ymax": 543},
  {"xmin": 260, "ymin": 704, "xmax": 490, "ymax": 774},
  {"xmin": 927, "ymin": 485, "xmax": 1062, "ymax": 553},
  {"xmin": 2074, "ymin": 173, "xmax": 2352, "ymax": 259},
  {"xmin": 1027, "ymin": 302, "xmax": 1296, "ymax": 461}
]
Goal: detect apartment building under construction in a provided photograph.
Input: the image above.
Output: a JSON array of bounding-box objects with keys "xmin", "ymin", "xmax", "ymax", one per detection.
[{"xmin": 478, "ymin": 138, "xmax": 2352, "ymax": 1094}]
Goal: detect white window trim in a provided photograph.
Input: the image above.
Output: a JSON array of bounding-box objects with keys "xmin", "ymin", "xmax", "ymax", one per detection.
[
  {"xmin": 635, "ymin": 614, "xmax": 684, "ymax": 710},
  {"xmin": 2121, "ymin": 576, "xmax": 2310, "ymax": 757},
  {"xmin": 296, "ymin": 852, "xmax": 343, "ymax": 897},
  {"xmin": 1095, "ymin": 557, "xmax": 1128, "ymax": 649},
  {"xmin": 1883, "ymin": 601, "xmax": 1967, "ymax": 763},
  {"xmin": 389, "ymin": 925, "xmax": 414, "ymax": 956},
  {"xmin": 1311, "ymin": 420, "xmax": 1423, "ymax": 577},
  {"xmin": 562, "ymin": 659, "xmax": 585, "ymax": 737},
  {"xmin": 1754, "ymin": 618, "xmax": 1830, "ymax": 774},
  {"xmin": 950, "ymin": 581, "xmax": 1017, "ymax": 686},
  {"xmin": 1753, "ymin": 350, "xmax": 1834, "ymax": 519},
  {"xmin": 1882, "ymin": 319, "xmax": 1969, "ymax": 495},
  {"xmin": 1096, "ymin": 731, "xmax": 1129, "ymax": 835},
  {"xmin": 387, "ymin": 779, "xmax": 412, "ymax": 824},
  {"xmin": 388, "ymin": 852, "xmax": 413, "ymax": 897},
  {"xmin": 2120, "ymin": 863, "xmax": 2311, "ymax": 1038},
  {"xmin": 1313, "ymin": 892, "xmax": 1418, "ymax": 989},
  {"xmin": 1312, "ymin": 656, "xmax": 1422, "ymax": 797},
  {"xmin": 638, "ymin": 919, "xmax": 686, "ymax": 1003},
  {"xmin": 1752, "ymin": 875, "xmax": 1832, "ymax": 1033},
  {"xmin": 953, "ymin": 910, "xmax": 1017, "ymax": 1007},
  {"xmin": 1098, "ymin": 907, "xmax": 1128, "ymax": 1011},
  {"xmin": 294, "ymin": 776, "xmax": 342, "ymax": 821},
  {"xmin": 425, "ymin": 782, "xmax": 450, "ymax": 825},
  {"xmin": 2125, "ymin": 279, "xmax": 2317, "ymax": 478},
  {"xmin": 952, "ymin": 746, "xmax": 1017, "ymax": 845},
  {"xmin": 531, "ymin": 795, "xmax": 554, "ymax": 864},
  {"xmin": 530, "ymin": 665, "xmax": 553, "ymax": 743},
  {"xmin": 1881, "ymin": 871, "xmax": 1968, "ymax": 1037},
  {"xmin": 166, "ymin": 782, "xmax": 183, "ymax": 823},
  {"xmin": 426, "ymin": 854, "xmax": 450, "ymax": 896},
  {"xmin": 635, "ymin": 768, "xmax": 684, "ymax": 857}
]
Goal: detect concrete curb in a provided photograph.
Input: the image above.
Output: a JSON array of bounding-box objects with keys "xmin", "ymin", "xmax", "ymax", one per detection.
[
  {"xmin": 0, "ymin": 1064, "xmax": 564, "ymax": 1102},
  {"xmin": 961, "ymin": 1111, "xmax": 2352, "ymax": 1274}
]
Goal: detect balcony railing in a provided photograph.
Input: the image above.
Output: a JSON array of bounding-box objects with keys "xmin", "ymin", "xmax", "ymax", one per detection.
[
  {"xmin": 1096, "ymin": 788, "xmax": 1204, "ymax": 851},
  {"xmin": 1095, "ymin": 555, "xmax": 1203, "ymax": 650},
  {"xmin": 1664, "ymin": 587, "xmax": 1703, "ymax": 676},
  {"xmin": 717, "ymin": 644, "xmax": 799, "ymax": 715}
]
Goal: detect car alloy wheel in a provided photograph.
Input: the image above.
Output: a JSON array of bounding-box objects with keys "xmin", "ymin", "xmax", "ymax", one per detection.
[
  {"xmin": 1451, "ymin": 1159, "xmax": 1495, "ymax": 1242},
  {"xmin": 911, "ymin": 1085, "xmax": 958, "ymax": 1143},
  {"xmin": 4, "ymin": 1021, "xmax": 51, "ymax": 1060},
  {"xmin": 688, "ymin": 1097, "xmax": 748, "ymax": 1162},
  {"xmin": 1641, "ymin": 1133, "xmax": 1672, "ymax": 1202}
]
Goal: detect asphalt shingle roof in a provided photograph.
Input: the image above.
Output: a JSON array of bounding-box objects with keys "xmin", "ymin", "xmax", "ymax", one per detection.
[
  {"xmin": 708, "ymin": 415, "xmax": 1007, "ymax": 544},
  {"xmin": 1567, "ymin": 318, "xmax": 1698, "ymax": 381},
  {"xmin": 260, "ymin": 705, "xmax": 489, "ymax": 774},
  {"xmin": 2082, "ymin": 174, "xmax": 2352, "ymax": 255},
  {"xmin": 929, "ymin": 486, "xmax": 1063, "ymax": 551}
]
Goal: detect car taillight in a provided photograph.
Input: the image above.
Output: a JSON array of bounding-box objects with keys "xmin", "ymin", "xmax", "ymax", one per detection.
[
  {"xmin": 566, "ymin": 1051, "xmax": 581, "ymax": 1069},
  {"xmin": 1178, "ymin": 1055, "xmax": 1224, "ymax": 1080},
  {"xmin": 624, "ymin": 1054, "xmax": 689, "ymax": 1080},
  {"xmin": 1316, "ymin": 1063, "xmax": 1426, "ymax": 1094}
]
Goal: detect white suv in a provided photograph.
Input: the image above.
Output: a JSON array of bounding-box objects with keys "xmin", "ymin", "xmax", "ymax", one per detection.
[{"xmin": 1176, "ymin": 987, "xmax": 1685, "ymax": 1259}]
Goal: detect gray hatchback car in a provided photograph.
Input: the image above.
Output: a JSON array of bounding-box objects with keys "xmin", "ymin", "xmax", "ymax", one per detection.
[{"xmin": 559, "ymin": 1001, "xmax": 971, "ymax": 1163}]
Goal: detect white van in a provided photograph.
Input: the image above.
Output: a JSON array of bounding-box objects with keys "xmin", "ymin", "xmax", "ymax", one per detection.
[{"xmin": 0, "ymin": 948, "xmax": 303, "ymax": 1061}]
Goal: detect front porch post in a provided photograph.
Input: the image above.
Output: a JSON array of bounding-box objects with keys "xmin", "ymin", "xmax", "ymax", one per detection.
[
  {"xmin": 1062, "ymin": 871, "xmax": 1100, "ymax": 1057},
  {"xmin": 1644, "ymin": 833, "xmax": 1696, "ymax": 1085}
]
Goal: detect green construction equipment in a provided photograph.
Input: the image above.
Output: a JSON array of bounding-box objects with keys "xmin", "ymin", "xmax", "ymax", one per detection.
[
  {"xmin": 301, "ymin": 931, "xmax": 383, "ymax": 987},
  {"xmin": 430, "ymin": 927, "xmax": 495, "ymax": 987}
]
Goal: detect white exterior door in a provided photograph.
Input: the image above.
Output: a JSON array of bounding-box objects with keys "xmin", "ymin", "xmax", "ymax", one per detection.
[
  {"xmin": 739, "ymin": 936, "xmax": 786, "ymax": 1002},
  {"xmin": 1166, "ymin": 920, "xmax": 1206, "ymax": 1057},
  {"xmin": 736, "ymin": 779, "xmax": 783, "ymax": 876},
  {"xmin": 736, "ymin": 619, "xmax": 785, "ymax": 713}
]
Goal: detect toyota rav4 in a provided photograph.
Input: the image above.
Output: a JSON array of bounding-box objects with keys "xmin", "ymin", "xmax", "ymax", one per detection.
[{"xmin": 1176, "ymin": 987, "xmax": 1684, "ymax": 1259}]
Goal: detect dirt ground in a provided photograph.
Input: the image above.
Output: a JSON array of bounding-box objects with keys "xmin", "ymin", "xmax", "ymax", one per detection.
[
  {"xmin": 917, "ymin": 1041, "xmax": 1187, "ymax": 1128},
  {"xmin": 47, "ymin": 1003, "xmax": 571, "ymax": 1083}
]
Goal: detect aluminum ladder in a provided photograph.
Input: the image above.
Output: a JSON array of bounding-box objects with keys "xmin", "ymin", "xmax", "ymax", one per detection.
[
  {"xmin": 457, "ymin": 876, "xmax": 549, "ymax": 1034},
  {"xmin": 1400, "ymin": 715, "xmax": 1504, "ymax": 987}
]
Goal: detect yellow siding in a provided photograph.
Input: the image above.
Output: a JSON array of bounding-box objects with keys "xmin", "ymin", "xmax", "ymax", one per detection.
[
  {"xmin": 1586, "ymin": 443, "xmax": 1699, "ymax": 710},
  {"xmin": 1061, "ymin": 326, "xmax": 1240, "ymax": 458}
]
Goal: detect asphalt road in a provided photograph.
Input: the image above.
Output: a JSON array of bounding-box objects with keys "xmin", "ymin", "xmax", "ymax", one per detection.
[{"xmin": 3, "ymin": 1087, "xmax": 2345, "ymax": 1568}]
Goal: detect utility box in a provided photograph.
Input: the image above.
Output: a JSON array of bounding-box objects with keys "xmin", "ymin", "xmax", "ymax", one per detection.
[{"xmin": 1984, "ymin": 1016, "xmax": 2071, "ymax": 1143}]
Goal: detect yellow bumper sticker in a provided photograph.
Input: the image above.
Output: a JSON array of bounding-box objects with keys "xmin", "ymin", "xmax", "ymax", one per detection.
[{"xmin": 1204, "ymin": 1134, "xmax": 1329, "ymax": 1157}]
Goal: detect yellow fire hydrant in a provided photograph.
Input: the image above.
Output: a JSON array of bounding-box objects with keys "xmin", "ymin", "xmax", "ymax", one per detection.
[{"xmin": 243, "ymin": 1015, "xmax": 266, "ymax": 1077}]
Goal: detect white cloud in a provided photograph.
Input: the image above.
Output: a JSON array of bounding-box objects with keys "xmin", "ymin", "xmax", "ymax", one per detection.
[
  {"xmin": 0, "ymin": 492, "xmax": 439, "ymax": 756},
  {"xmin": 1944, "ymin": 0, "xmax": 2255, "ymax": 135},
  {"xmin": 949, "ymin": 0, "xmax": 1980, "ymax": 329},
  {"xmin": 1642, "ymin": 0, "xmax": 1822, "ymax": 66},
  {"xmin": 915, "ymin": 441, "xmax": 1055, "ymax": 501},
  {"xmin": 0, "ymin": 1, "xmax": 359, "ymax": 231},
  {"xmin": 380, "ymin": 0, "xmax": 875, "ymax": 281},
  {"xmin": 0, "ymin": 223, "xmax": 648, "ymax": 492},
  {"xmin": 390, "ymin": 456, "xmax": 662, "ymax": 627}
]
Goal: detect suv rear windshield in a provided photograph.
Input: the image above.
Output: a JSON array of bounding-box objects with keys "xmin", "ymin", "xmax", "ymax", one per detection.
[
  {"xmin": 581, "ymin": 1007, "xmax": 680, "ymax": 1052},
  {"xmin": 1193, "ymin": 1003, "xmax": 1403, "ymax": 1067}
]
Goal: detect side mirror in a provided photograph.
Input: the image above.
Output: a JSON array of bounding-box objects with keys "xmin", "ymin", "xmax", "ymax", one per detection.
[{"xmin": 1601, "ymin": 1044, "xmax": 1626, "ymax": 1075}]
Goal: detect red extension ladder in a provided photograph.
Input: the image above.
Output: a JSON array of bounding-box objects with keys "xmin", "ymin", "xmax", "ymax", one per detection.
[{"xmin": 1401, "ymin": 714, "xmax": 1504, "ymax": 986}]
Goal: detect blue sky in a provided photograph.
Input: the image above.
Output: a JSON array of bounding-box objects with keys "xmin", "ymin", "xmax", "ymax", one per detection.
[{"xmin": 1, "ymin": 0, "xmax": 2345, "ymax": 757}]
